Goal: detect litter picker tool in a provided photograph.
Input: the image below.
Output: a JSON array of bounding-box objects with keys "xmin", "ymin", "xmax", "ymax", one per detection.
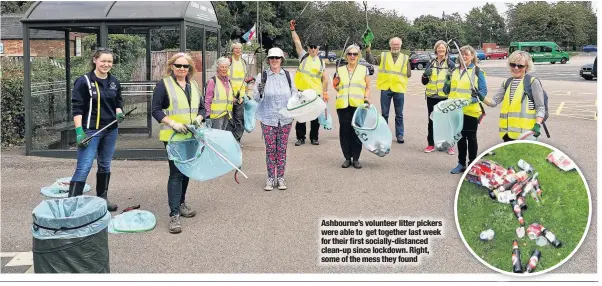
[
  {"xmin": 361, "ymin": 2, "xmax": 375, "ymax": 49},
  {"xmin": 80, "ymin": 107, "xmax": 137, "ymax": 145},
  {"xmin": 450, "ymin": 40, "xmax": 486, "ymax": 123},
  {"xmin": 333, "ymin": 36, "xmax": 351, "ymax": 79},
  {"xmin": 293, "ymin": 2, "xmax": 311, "ymax": 22}
]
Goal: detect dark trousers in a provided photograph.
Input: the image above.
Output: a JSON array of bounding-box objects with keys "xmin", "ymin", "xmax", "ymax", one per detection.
[
  {"xmin": 457, "ymin": 115, "xmax": 479, "ymax": 167},
  {"xmin": 164, "ymin": 142, "xmax": 189, "ymax": 216},
  {"xmin": 337, "ymin": 106, "xmax": 362, "ymax": 161},
  {"xmin": 227, "ymin": 99, "xmax": 244, "ymax": 141},
  {"xmin": 426, "ymin": 97, "xmax": 446, "ymax": 146},
  {"xmin": 296, "ymin": 118, "xmax": 320, "ymax": 141},
  {"xmin": 502, "ymin": 134, "xmax": 514, "ymax": 142}
]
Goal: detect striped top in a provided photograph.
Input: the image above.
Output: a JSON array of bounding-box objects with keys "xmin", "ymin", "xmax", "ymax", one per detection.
[{"xmin": 490, "ymin": 76, "xmax": 545, "ymax": 118}]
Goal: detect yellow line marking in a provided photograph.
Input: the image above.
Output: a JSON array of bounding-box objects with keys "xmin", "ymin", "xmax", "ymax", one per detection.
[{"xmin": 555, "ymin": 102, "xmax": 565, "ymax": 115}]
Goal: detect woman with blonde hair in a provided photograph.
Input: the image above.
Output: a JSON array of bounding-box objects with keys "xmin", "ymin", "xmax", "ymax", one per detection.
[
  {"xmin": 332, "ymin": 44, "xmax": 371, "ymax": 169},
  {"xmin": 151, "ymin": 52, "xmax": 206, "ymax": 234},
  {"xmin": 483, "ymin": 51, "xmax": 546, "ymax": 141},
  {"xmin": 205, "ymin": 57, "xmax": 234, "ymax": 130},
  {"xmin": 421, "ymin": 40, "xmax": 456, "ymax": 154},
  {"xmin": 443, "ymin": 45, "xmax": 487, "ymax": 174}
]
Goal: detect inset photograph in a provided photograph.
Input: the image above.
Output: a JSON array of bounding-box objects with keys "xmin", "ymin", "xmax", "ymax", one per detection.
[{"xmin": 455, "ymin": 141, "xmax": 591, "ymax": 275}]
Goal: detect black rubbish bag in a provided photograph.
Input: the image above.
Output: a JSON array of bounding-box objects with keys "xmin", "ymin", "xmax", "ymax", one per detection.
[{"xmin": 32, "ymin": 195, "xmax": 111, "ymax": 273}]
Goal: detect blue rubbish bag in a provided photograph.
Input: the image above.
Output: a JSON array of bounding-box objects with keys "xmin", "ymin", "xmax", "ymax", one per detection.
[
  {"xmin": 317, "ymin": 106, "xmax": 333, "ymax": 130},
  {"xmin": 243, "ymin": 96, "xmax": 259, "ymax": 133},
  {"xmin": 108, "ymin": 210, "xmax": 156, "ymax": 234},
  {"xmin": 40, "ymin": 177, "xmax": 91, "ymax": 198},
  {"xmin": 166, "ymin": 125, "xmax": 243, "ymax": 182},
  {"xmin": 431, "ymin": 98, "xmax": 471, "ymax": 150},
  {"xmin": 32, "ymin": 196, "xmax": 110, "ymax": 273},
  {"xmin": 351, "ymin": 104, "xmax": 392, "ymax": 157}
]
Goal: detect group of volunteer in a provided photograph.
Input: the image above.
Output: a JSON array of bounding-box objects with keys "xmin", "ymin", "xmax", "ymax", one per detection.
[{"xmin": 65, "ymin": 19, "xmax": 546, "ymax": 234}]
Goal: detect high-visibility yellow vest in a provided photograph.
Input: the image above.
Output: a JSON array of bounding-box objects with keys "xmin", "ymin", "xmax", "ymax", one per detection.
[
  {"xmin": 425, "ymin": 59, "xmax": 449, "ymax": 99},
  {"xmin": 376, "ymin": 51, "xmax": 408, "ymax": 93},
  {"xmin": 448, "ymin": 67, "xmax": 482, "ymax": 118},
  {"xmin": 336, "ymin": 64, "xmax": 367, "ymax": 109},
  {"xmin": 294, "ymin": 54, "xmax": 324, "ymax": 95},
  {"xmin": 499, "ymin": 77, "xmax": 537, "ymax": 139},
  {"xmin": 228, "ymin": 57, "xmax": 247, "ymax": 97},
  {"xmin": 159, "ymin": 76, "xmax": 201, "ymax": 142},
  {"xmin": 209, "ymin": 77, "xmax": 234, "ymax": 119}
]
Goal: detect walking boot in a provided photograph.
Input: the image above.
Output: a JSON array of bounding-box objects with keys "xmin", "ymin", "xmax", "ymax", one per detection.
[
  {"xmin": 68, "ymin": 181, "xmax": 86, "ymax": 197},
  {"xmin": 97, "ymin": 172, "xmax": 118, "ymax": 212}
]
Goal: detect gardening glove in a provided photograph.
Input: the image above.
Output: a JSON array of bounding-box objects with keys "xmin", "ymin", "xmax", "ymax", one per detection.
[
  {"xmin": 290, "ymin": 20, "xmax": 296, "ymax": 31},
  {"xmin": 423, "ymin": 68, "xmax": 433, "ymax": 77},
  {"xmin": 531, "ymin": 123, "xmax": 541, "ymax": 138},
  {"xmin": 116, "ymin": 111, "xmax": 125, "ymax": 123},
  {"xmin": 193, "ymin": 115, "xmax": 204, "ymax": 128},
  {"xmin": 332, "ymin": 76, "xmax": 340, "ymax": 89},
  {"xmin": 170, "ymin": 121, "xmax": 188, "ymax": 134},
  {"xmin": 75, "ymin": 126, "xmax": 89, "ymax": 148}
]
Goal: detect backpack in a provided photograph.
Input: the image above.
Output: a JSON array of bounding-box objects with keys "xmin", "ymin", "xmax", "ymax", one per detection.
[
  {"xmin": 260, "ymin": 69, "xmax": 292, "ymax": 98},
  {"xmin": 503, "ymin": 74, "xmax": 550, "ymax": 137}
]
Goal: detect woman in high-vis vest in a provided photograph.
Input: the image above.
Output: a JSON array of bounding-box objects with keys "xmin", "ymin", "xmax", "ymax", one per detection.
[
  {"xmin": 227, "ymin": 42, "xmax": 248, "ymax": 146},
  {"xmin": 443, "ymin": 45, "xmax": 487, "ymax": 175},
  {"xmin": 205, "ymin": 57, "xmax": 234, "ymax": 130},
  {"xmin": 421, "ymin": 40, "xmax": 456, "ymax": 154},
  {"xmin": 332, "ymin": 44, "xmax": 371, "ymax": 169},
  {"xmin": 252, "ymin": 47, "xmax": 297, "ymax": 191},
  {"xmin": 151, "ymin": 52, "xmax": 206, "ymax": 234},
  {"xmin": 483, "ymin": 51, "xmax": 546, "ymax": 142},
  {"xmin": 69, "ymin": 48, "xmax": 123, "ymax": 212}
]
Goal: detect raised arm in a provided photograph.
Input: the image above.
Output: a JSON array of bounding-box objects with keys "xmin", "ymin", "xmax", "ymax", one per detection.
[{"xmin": 290, "ymin": 20, "xmax": 304, "ymax": 57}]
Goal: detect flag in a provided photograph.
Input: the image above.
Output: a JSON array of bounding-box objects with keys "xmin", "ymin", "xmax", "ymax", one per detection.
[
  {"xmin": 242, "ymin": 24, "xmax": 256, "ymax": 42},
  {"xmin": 362, "ymin": 27, "xmax": 374, "ymax": 48}
]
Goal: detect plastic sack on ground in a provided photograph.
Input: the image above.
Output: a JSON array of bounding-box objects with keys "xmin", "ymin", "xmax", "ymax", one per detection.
[
  {"xmin": 166, "ymin": 125, "xmax": 242, "ymax": 181},
  {"xmin": 243, "ymin": 96, "xmax": 259, "ymax": 133},
  {"xmin": 108, "ymin": 210, "xmax": 156, "ymax": 234},
  {"xmin": 279, "ymin": 90, "xmax": 327, "ymax": 123},
  {"xmin": 517, "ymin": 131, "xmax": 539, "ymax": 141},
  {"xmin": 317, "ymin": 106, "xmax": 333, "ymax": 130},
  {"xmin": 547, "ymin": 150, "xmax": 576, "ymax": 171},
  {"xmin": 431, "ymin": 98, "xmax": 471, "ymax": 150},
  {"xmin": 351, "ymin": 104, "xmax": 392, "ymax": 157},
  {"xmin": 32, "ymin": 196, "xmax": 110, "ymax": 273},
  {"xmin": 40, "ymin": 177, "xmax": 91, "ymax": 198}
]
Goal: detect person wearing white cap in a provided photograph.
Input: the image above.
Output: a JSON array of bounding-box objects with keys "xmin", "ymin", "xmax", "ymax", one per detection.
[{"xmin": 252, "ymin": 47, "xmax": 297, "ymax": 191}]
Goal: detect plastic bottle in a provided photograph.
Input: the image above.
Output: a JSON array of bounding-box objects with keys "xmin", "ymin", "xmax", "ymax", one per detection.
[
  {"xmin": 512, "ymin": 240, "xmax": 523, "ymax": 273},
  {"xmin": 518, "ymin": 159, "xmax": 534, "ymax": 173},
  {"xmin": 517, "ymin": 196, "xmax": 527, "ymax": 211},
  {"xmin": 541, "ymin": 228, "xmax": 562, "ymax": 248},
  {"xmin": 525, "ymin": 250, "xmax": 541, "ymax": 273}
]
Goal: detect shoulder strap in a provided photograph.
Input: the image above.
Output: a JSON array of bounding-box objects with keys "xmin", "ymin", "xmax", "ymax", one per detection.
[
  {"xmin": 300, "ymin": 53, "xmax": 309, "ymax": 64},
  {"xmin": 522, "ymin": 74, "xmax": 535, "ymax": 102},
  {"xmin": 284, "ymin": 70, "xmax": 292, "ymax": 89},
  {"xmin": 261, "ymin": 70, "xmax": 268, "ymax": 98},
  {"xmin": 503, "ymin": 77, "xmax": 513, "ymax": 91}
]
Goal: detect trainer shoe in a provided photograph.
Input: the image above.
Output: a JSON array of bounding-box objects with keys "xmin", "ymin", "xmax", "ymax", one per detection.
[
  {"xmin": 169, "ymin": 215, "xmax": 182, "ymax": 234},
  {"xmin": 311, "ymin": 139, "xmax": 319, "ymax": 145},
  {"xmin": 450, "ymin": 164, "xmax": 466, "ymax": 174},
  {"xmin": 277, "ymin": 178, "xmax": 287, "ymax": 190},
  {"xmin": 424, "ymin": 146, "xmax": 435, "ymax": 153},
  {"xmin": 341, "ymin": 159, "xmax": 352, "ymax": 168},
  {"xmin": 295, "ymin": 139, "xmax": 305, "ymax": 146},
  {"xmin": 352, "ymin": 160, "xmax": 362, "ymax": 169},
  {"xmin": 447, "ymin": 147, "xmax": 455, "ymax": 155},
  {"xmin": 264, "ymin": 178, "xmax": 275, "ymax": 191},
  {"xmin": 397, "ymin": 136, "xmax": 405, "ymax": 144},
  {"xmin": 180, "ymin": 202, "xmax": 196, "ymax": 218}
]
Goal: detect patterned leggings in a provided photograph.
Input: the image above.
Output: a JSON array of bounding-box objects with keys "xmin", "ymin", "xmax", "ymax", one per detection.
[{"xmin": 261, "ymin": 122, "xmax": 292, "ymax": 179}]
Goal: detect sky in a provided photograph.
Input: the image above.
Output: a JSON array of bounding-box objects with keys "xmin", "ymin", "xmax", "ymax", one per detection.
[{"xmin": 363, "ymin": 0, "xmax": 597, "ymax": 22}]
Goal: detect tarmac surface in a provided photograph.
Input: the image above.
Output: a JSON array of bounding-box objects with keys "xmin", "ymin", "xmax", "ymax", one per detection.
[{"xmin": 1, "ymin": 55, "xmax": 597, "ymax": 274}]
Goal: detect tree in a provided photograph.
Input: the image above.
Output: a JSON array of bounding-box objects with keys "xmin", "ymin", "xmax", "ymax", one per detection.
[{"xmin": 1, "ymin": 1, "xmax": 32, "ymax": 14}]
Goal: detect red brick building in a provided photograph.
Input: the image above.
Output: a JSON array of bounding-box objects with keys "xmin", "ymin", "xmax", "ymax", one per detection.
[{"xmin": 1, "ymin": 14, "xmax": 80, "ymax": 57}]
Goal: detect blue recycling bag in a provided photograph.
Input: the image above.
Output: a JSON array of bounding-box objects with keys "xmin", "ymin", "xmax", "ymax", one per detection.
[
  {"xmin": 431, "ymin": 98, "xmax": 471, "ymax": 150},
  {"xmin": 317, "ymin": 106, "xmax": 333, "ymax": 130},
  {"xmin": 243, "ymin": 97, "xmax": 259, "ymax": 133},
  {"xmin": 166, "ymin": 125, "xmax": 242, "ymax": 182},
  {"xmin": 40, "ymin": 177, "xmax": 91, "ymax": 198},
  {"xmin": 108, "ymin": 210, "xmax": 156, "ymax": 234},
  {"xmin": 351, "ymin": 104, "xmax": 392, "ymax": 157}
]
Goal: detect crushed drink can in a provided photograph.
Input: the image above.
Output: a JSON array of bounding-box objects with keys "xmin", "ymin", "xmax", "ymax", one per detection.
[
  {"xmin": 527, "ymin": 223, "xmax": 544, "ymax": 240},
  {"xmin": 480, "ymin": 229, "xmax": 495, "ymax": 241},
  {"xmin": 518, "ymin": 159, "xmax": 534, "ymax": 173}
]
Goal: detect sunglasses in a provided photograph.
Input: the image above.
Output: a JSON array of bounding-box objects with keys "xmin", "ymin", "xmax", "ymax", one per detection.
[
  {"xmin": 309, "ymin": 45, "xmax": 318, "ymax": 49},
  {"xmin": 347, "ymin": 53, "xmax": 359, "ymax": 57},
  {"xmin": 510, "ymin": 63, "xmax": 526, "ymax": 69},
  {"xmin": 268, "ymin": 56, "xmax": 281, "ymax": 60},
  {"xmin": 173, "ymin": 64, "xmax": 190, "ymax": 69}
]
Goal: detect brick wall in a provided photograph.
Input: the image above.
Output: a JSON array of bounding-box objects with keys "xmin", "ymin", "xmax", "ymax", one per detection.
[{"xmin": 1, "ymin": 39, "xmax": 75, "ymax": 57}]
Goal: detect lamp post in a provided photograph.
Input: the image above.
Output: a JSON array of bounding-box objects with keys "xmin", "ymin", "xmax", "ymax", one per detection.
[{"xmin": 490, "ymin": 27, "xmax": 493, "ymax": 43}]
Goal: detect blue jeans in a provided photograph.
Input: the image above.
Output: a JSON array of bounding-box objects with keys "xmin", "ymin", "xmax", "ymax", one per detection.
[
  {"xmin": 380, "ymin": 89, "xmax": 405, "ymax": 138},
  {"xmin": 72, "ymin": 128, "xmax": 118, "ymax": 182}
]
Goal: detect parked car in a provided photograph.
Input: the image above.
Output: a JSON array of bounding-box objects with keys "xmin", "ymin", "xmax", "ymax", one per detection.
[
  {"xmin": 580, "ymin": 56, "xmax": 597, "ymax": 80},
  {"xmin": 335, "ymin": 58, "xmax": 375, "ymax": 75},
  {"xmin": 476, "ymin": 50, "xmax": 487, "ymax": 60},
  {"xmin": 583, "ymin": 45, "xmax": 597, "ymax": 53},
  {"xmin": 410, "ymin": 53, "xmax": 435, "ymax": 70},
  {"xmin": 486, "ymin": 50, "xmax": 508, "ymax": 60},
  {"xmin": 318, "ymin": 51, "xmax": 337, "ymax": 62}
]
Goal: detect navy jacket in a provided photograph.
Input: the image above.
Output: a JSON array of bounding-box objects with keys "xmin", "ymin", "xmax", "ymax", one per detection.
[{"xmin": 72, "ymin": 71, "xmax": 123, "ymax": 130}]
